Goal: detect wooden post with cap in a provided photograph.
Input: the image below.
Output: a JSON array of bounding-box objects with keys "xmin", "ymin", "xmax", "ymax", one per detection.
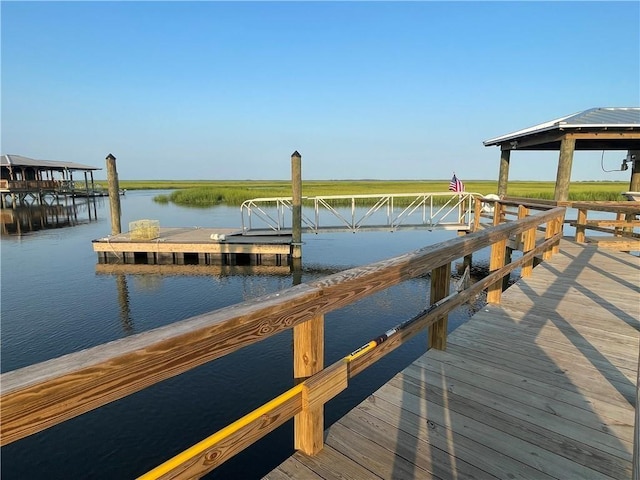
[{"xmin": 106, "ymin": 153, "xmax": 122, "ymax": 235}]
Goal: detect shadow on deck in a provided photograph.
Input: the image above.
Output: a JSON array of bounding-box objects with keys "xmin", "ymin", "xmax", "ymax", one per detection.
[{"xmin": 267, "ymin": 239, "xmax": 639, "ymax": 479}]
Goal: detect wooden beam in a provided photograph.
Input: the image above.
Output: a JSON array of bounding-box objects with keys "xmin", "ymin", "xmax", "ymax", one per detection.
[
  {"xmin": 571, "ymin": 132, "xmax": 640, "ymax": 141},
  {"xmin": 570, "ymin": 201, "xmax": 640, "ymax": 215},
  {"xmin": 585, "ymin": 237, "xmax": 640, "ymax": 251}
]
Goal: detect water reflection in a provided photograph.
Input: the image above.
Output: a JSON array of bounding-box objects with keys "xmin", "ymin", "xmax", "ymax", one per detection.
[
  {"xmin": 115, "ymin": 274, "xmax": 133, "ymax": 334},
  {"xmin": 1, "ymin": 197, "xmax": 100, "ymax": 235},
  {"xmin": 95, "ymin": 263, "xmax": 294, "ymax": 277}
]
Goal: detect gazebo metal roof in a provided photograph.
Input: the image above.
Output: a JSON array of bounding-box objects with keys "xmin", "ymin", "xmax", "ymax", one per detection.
[
  {"xmin": 1, "ymin": 154, "xmax": 101, "ymax": 171},
  {"xmin": 483, "ymin": 107, "xmax": 640, "ymax": 151}
]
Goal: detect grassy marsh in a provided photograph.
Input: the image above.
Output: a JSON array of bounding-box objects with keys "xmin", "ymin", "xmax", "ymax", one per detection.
[{"xmin": 96, "ymin": 180, "xmax": 631, "ymax": 207}]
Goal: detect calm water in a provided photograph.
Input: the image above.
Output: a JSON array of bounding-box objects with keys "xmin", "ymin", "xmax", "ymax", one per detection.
[{"xmin": 1, "ymin": 191, "xmax": 491, "ymax": 479}]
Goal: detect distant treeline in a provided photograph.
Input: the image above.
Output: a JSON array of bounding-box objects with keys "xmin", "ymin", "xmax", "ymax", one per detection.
[{"xmin": 94, "ymin": 180, "xmax": 631, "ymax": 207}]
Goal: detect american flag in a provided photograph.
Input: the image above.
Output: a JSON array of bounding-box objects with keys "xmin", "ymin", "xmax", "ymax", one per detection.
[{"xmin": 449, "ymin": 173, "xmax": 464, "ymax": 192}]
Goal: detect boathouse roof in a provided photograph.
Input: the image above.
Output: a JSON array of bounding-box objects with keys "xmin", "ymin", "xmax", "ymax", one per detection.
[
  {"xmin": 483, "ymin": 107, "xmax": 640, "ymax": 151},
  {"xmin": 1, "ymin": 154, "xmax": 101, "ymax": 171}
]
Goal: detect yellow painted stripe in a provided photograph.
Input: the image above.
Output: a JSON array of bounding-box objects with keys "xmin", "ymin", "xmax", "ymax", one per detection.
[
  {"xmin": 138, "ymin": 383, "xmax": 304, "ymax": 480},
  {"xmin": 344, "ymin": 341, "xmax": 376, "ymax": 362}
]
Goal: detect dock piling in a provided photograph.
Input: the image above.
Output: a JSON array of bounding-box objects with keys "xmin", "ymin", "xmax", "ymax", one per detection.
[
  {"xmin": 106, "ymin": 153, "xmax": 122, "ymax": 235},
  {"xmin": 291, "ymin": 151, "xmax": 302, "ymax": 259}
]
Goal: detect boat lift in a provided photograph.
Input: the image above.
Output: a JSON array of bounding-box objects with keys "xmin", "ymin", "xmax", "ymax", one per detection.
[{"xmin": 240, "ymin": 192, "xmax": 480, "ymax": 235}]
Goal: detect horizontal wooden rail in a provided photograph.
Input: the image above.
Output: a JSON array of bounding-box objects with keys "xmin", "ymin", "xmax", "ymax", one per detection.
[
  {"xmin": 572, "ymin": 202, "xmax": 640, "ymax": 251},
  {"xmin": 0, "ymin": 205, "xmax": 566, "ymax": 477}
]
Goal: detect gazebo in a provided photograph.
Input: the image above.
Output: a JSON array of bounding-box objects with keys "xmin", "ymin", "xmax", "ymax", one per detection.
[{"xmin": 483, "ymin": 107, "xmax": 640, "ymax": 201}]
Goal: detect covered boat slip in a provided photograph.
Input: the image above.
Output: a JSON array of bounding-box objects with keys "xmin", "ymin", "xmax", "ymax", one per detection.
[{"xmin": 266, "ymin": 239, "xmax": 639, "ymax": 479}]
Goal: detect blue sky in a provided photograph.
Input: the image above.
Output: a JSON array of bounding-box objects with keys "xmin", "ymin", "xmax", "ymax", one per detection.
[{"xmin": 2, "ymin": 1, "xmax": 639, "ymax": 182}]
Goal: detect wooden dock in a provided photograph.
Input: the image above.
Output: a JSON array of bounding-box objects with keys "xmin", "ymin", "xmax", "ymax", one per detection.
[
  {"xmin": 92, "ymin": 227, "xmax": 292, "ymax": 265},
  {"xmin": 266, "ymin": 239, "xmax": 639, "ymax": 479}
]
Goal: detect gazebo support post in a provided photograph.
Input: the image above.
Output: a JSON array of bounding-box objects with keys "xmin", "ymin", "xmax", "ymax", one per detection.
[
  {"xmin": 629, "ymin": 150, "xmax": 640, "ymax": 192},
  {"xmin": 497, "ymin": 149, "xmax": 511, "ymax": 197},
  {"xmin": 554, "ymin": 135, "xmax": 575, "ymax": 202}
]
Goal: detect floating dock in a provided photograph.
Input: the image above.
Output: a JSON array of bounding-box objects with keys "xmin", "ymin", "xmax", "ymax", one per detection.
[{"xmin": 92, "ymin": 227, "xmax": 292, "ymax": 266}]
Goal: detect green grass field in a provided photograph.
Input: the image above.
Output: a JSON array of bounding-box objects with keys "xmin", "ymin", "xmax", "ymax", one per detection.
[{"xmin": 95, "ymin": 180, "xmax": 631, "ymax": 207}]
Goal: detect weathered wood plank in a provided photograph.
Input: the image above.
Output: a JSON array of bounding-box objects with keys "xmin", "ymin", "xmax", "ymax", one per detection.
[
  {"xmin": 264, "ymin": 456, "xmax": 324, "ymax": 479},
  {"xmin": 375, "ymin": 380, "xmax": 607, "ymax": 479},
  {"xmin": 397, "ymin": 365, "xmax": 632, "ymax": 479},
  {"xmin": 284, "ymin": 445, "xmax": 384, "ymax": 480},
  {"xmin": 444, "ymin": 338, "xmax": 636, "ymax": 406},
  {"xmin": 417, "ymin": 349, "xmax": 634, "ymax": 431},
  {"xmin": 399, "ymin": 362, "xmax": 633, "ymax": 455},
  {"xmin": 338, "ymin": 402, "xmax": 496, "ymax": 480},
  {"xmin": 324, "ymin": 421, "xmax": 435, "ymax": 479},
  {"xmin": 456, "ymin": 322, "xmax": 638, "ymax": 383}
]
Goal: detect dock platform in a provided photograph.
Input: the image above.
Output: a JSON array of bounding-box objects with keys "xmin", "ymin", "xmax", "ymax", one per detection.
[
  {"xmin": 92, "ymin": 227, "xmax": 292, "ymax": 266},
  {"xmin": 266, "ymin": 239, "xmax": 639, "ymax": 479}
]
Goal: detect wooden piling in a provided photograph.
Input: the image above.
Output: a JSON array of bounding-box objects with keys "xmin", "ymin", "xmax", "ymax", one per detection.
[
  {"xmin": 291, "ymin": 151, "xmax": 302, "ymax": 259},
  {"xmin": 106, "ymin": 153, "xmax": 122, "ymax": 235}
]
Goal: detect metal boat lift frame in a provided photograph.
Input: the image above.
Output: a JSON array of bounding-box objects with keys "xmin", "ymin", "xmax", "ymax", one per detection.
[{"xmin": 240, "ymin": 192, "xmax": 479, "ymax": 235}]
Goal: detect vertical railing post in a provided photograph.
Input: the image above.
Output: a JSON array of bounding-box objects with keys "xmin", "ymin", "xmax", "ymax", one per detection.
[
  {"xmin": 552, "ymin": 215, "xmax": 563, "ymax": 255},
  {"xmin": 428, "ymin": 263, "xmax": 451, "ymax": 350},
  {"xmin": 575, "ymin": 208, "xmax": 587, "ymax": 243},
  {"xmin": 293, "ymin": 314, "xmax": 324, "ymax": 455},
  {"xmin": 543, "ymin": 214, "xmax": 559, "ymax": 261},
  {"xmin": 519, "ymin": 206, "xmax": 537, "ymax": 278},
  {"xmin": 615, "ymin": 211, "xmax": 624, "ymax": 237},
  {"xmin": 473, "ymin": 196, "xmax": 482, "ymax": 232},
  {"xmin": 487, "ymin": 202, "xmax": 506, "ymax": 304},
  {"xmin": 515, "ymin": 205, "xmax": 528, "ymax": 250}
]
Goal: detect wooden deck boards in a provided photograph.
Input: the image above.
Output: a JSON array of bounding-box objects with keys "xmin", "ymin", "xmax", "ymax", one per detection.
[{"xmin": 266, "ymin": 239, "xmax": 639, "ymax": 479}]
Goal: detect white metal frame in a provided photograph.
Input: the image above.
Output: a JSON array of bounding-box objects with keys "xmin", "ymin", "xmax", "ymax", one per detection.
[{"xmin": 240, "ymin": 192, "xmax": 479, "ymax": 234}]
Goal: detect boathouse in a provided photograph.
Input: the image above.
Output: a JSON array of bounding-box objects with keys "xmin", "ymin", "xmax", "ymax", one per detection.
[
  {"xmin": 483, "ymin": 107, "xmax": 640, "ymax": 200},
  {"xmin": 0, "ymin": 154, "xmax": 102, "ymax": 207}
]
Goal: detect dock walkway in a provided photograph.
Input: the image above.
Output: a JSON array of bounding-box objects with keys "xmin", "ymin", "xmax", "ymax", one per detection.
[{"xmin": 266, "ymin": 239, "xmax": 639, "ymax": 479}]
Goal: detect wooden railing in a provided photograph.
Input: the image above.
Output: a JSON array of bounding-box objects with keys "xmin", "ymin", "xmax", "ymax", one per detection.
[
  {"xmin": 570, "ymin": 201, "xmax": 640, "ymax": 251},
  {"xmin": 0, "ymin": 204, "xmax": 566, "ymax": 479},
  {"xmin": 0, "ymin": 179, "xmax": 61, "ymax": 191}
]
